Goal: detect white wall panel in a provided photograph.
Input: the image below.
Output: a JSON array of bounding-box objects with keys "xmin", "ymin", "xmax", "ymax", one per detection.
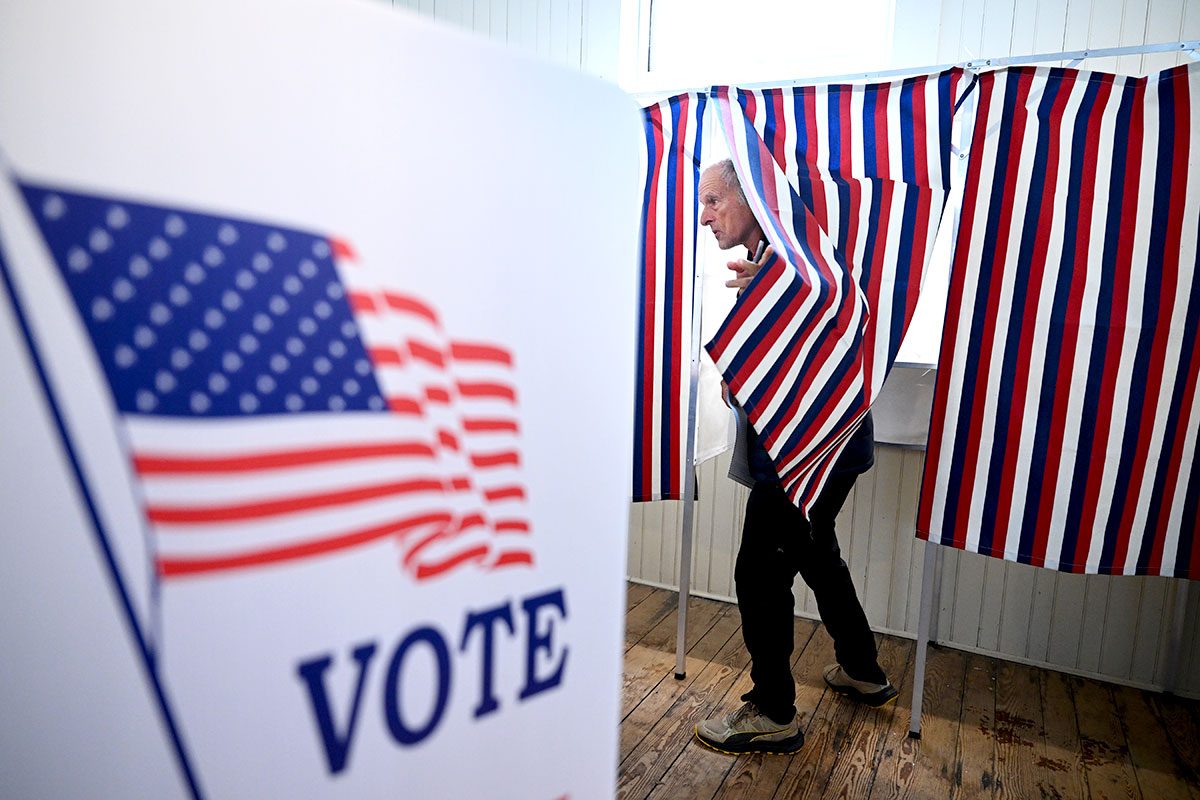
[
  {"xmin": 385, "ymin": 0, "xmax": 618, "ymax": 76},
  {"xmin": 1032, "ymin": 0, "xmax": 1071, "ymax": 55},
  {"xmin": 1025, "ymin": 568, "xmax": 1057, "ymax": 662},
  {"xmin": 923, "ymin": 0, "xmax": 1193, "ymax": 72}
]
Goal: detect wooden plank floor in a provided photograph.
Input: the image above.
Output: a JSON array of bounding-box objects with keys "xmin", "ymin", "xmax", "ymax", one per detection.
[{"xmin": 619, "ymin": 584, "xmax": 1200, "ymax": 800}]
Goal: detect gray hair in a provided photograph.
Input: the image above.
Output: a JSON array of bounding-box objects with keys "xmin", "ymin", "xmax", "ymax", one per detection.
[{"xmin": 707, "ymin": 158, "xmax": 748, "ymax": 207}]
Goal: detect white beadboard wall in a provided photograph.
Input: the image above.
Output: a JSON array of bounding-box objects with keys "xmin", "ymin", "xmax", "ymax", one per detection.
[
  {"xmin": 894, "ymin": 0, "xmax": 1198, "ymax": 75},
  {"xmin": 625, "ymin": 0, "xmax": 1200, "ymax": 699},
  {"xmin": 375, "ymin": 0, "xmax": 620, "ymax": 79}
]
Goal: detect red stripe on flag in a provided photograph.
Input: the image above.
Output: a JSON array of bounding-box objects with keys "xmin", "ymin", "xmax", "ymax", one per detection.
[
  {"xmin": 382, "ymin": 291, "xmax": 441, "ymax": 326},
  {"xmin": 387, "ymin": 396, "xmax": 423, "ymax": 415},
  {"xmin": 409, "ymin": 339, "xmax": 446, "ymax": 367},
  {"xmin": 414, "ymin": 545, "xmax": 490, "ymax": 580},
  {"xmin": 368, "ymin": 346, "xmax": 405, "ymax": 366},
  {"xmin": 401, "ymin": 514, "xmax": 488, "ymax": 570},
  {"xmin": 450, "ymin": 341, "xmax": 513, "ymax": 366},
  {"xmin": 457, "ymin": 512, "xmax": 488, "ymax": 529},
  {"xmin": 402, "ymin": 528, "xmax": 450, "ymax": 569},
  {"xmin": 494, "ymin": 519, "xmax": 531, "ymax": 533},
  {"xmin": 348, "ymin": 291, "xmax": 376, "ymax": 313},
  {"xmin": 157, "ymin": 511, "xmax": 450, "ymax": 578},
  {"xmin": 425, "ymin": 386, "xmax": 452, "ymax": 404},
  {"xmin": 146, "ymin": 477, "xmax": 447, "ymax": 524},
  {"xmin": 462, "ymin": 417, "xmax": 519, "ymax": 434},
  {"xmin": 492, "ymin": 550, "xmax": 535, "ymax": 568},
  {"xmin": 470, "ymin": 451, "xmax": 520, "ymax": 469},
  {"xmin": 484, "ymin": 485, "xmax": 526, "ymax": 502},
  {"xmin": 457, "ymin": 381, "xmax": 517, "ymax": 402},
  {"xmin": 331, "ymin": 237, "xmax": 358, "ymax": 261},
  {"xmin": 134, "ymin": 441, "xmax": 437, "ymax": 474},
  {"xmin": 438, "ymin": 429, "xmax": 460, "ymax": 451}
]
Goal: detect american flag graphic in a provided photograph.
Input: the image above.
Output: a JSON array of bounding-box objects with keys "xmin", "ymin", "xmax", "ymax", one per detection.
[
  {"xmin": 18, "ymin": 182, "xmax": 533, "ymax": 582},
  {"xmin": 633, "ymin": 92, "xmax": 707, "ymax": 502},
  {"xmin": 708, "ymin": 70, "xmax": 970, "ymax": 513},
  {"xmin": 918, "ymin": 63, "xmax": 1200, "ymax": 578}
]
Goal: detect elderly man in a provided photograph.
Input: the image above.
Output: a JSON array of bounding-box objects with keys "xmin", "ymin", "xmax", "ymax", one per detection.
[{"xmin": 694, "ymin": 160, "xmax": 896, "ymax": 756}]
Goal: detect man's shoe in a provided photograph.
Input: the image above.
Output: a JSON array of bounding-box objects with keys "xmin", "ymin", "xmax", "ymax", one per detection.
[
  {"xmin": 694, "ymin": 701, "xmax": 804, "ymax": 755},
  {"xmin": 822, "ymin": 664, "xmax": 899, "ymax": 707}
]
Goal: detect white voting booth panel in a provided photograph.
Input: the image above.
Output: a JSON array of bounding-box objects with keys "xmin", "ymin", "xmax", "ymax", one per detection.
[{"xmin": 0, "ymin": 0, "xmax": 641, "ymax": 797}]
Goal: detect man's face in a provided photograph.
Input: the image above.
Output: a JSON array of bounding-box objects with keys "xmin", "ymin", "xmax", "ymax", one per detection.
[{"xmin": 698, "ymin": 169, "xmax": 760, "ymax": 250}]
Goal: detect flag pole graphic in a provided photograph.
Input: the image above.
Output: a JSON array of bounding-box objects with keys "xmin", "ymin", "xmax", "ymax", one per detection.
[{"xmin": 0, "ymin": 156, "xmax": 205, "ymax": 799}]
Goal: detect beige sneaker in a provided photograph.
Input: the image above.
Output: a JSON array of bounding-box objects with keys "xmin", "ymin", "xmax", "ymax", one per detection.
[
  {"xmin": 694, "ymin": 701, "xmax": 804, "ymax": 755},
  {"xmin": 822, "ymin": 664, "xmax": 899, "ymax": 707}
]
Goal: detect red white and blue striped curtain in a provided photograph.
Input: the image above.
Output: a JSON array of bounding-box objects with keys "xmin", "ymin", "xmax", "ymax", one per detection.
[
  {"xmin": 633, "ymin": 92, "xmax": 707, "ymax": 501},
  {"xmin": 708, "ymin": 70, "xmax": 970, "ymax": 513},
  {"xmin": 919, "ymin": 64, "xmax": 1200, "ymax": 578}
]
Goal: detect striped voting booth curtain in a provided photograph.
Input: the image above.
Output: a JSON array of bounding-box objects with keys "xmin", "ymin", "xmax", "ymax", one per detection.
[
  {"xmin": 919, "ymin": 63, "xmax": 1200, "ymax": 578},
  {"xmin": 633, "ymin": 92, "xmax": 707, "ymax": 501},
  {"xmin": 709, "ymin": 71, "xmax": 970, "ymax": 513}
]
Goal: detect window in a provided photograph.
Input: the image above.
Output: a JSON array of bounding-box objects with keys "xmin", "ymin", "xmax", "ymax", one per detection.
[
  {"xmin": 623, "ymin": 0, "xmax": 896, "ymax": 94},
  {"xmin": 623, "ymin": 0, "xmax": 956, "ymax": 366}
]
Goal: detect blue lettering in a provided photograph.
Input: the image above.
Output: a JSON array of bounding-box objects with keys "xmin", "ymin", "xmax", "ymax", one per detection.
[
  {"xmin": 519, "ymin": 588, "xmax": 568, "ymax": 700},
  {"xmin": 296, "ymin": 586, "xmax": 570, "ymax": 773},
  {"xmin": 460, "ymin": 602, "xmax": 515, "ymax": 718},
  {"xmin": 384, "ymin": 626, "xmax": 451, "ymax": 746},
  {"xmin": 295, "ymin": 642, "xmax": 377, "ymax": 775}
]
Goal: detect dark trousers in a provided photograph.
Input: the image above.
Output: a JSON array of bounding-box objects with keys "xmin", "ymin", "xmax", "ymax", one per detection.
[{"xmin": 735, "ymin": 474, "xmax": 886, "ymax": 724}]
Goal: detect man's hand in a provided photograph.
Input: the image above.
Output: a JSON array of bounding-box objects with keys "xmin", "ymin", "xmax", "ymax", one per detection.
[{"xmin": 724, "ymin": 245, "xmax": 773, "ymax": 294}]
